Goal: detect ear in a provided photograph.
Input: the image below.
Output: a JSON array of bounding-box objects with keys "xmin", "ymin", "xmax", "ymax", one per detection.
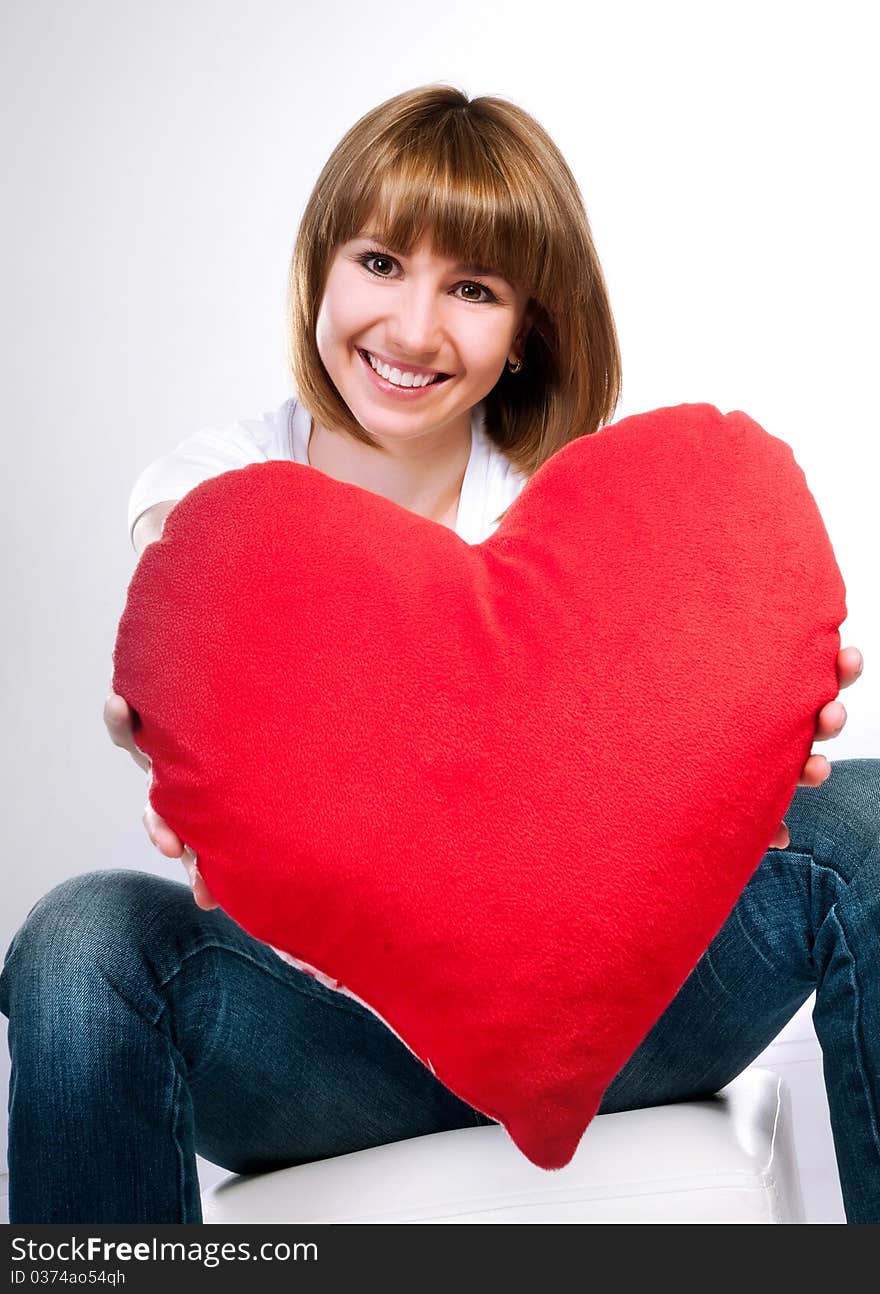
[{"xmin": 516, "ymin": 302, "xmax": 536, "ymax": 351}]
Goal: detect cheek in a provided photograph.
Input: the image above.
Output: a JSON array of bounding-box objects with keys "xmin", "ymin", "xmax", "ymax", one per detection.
[
  {"xmin": 459, "ymin": 320, "xmax": 514, "ymax": 376},
  {"xmin": 314, "ymin": 307, "xmax": 330, "ymax": 362},
  {"xmin": 316, "ymin": 283, "xmax": 369, "ymax": 358},
  {"xmin": 463, "ymin": 336, "xmax": 512, "ymax": 380}
]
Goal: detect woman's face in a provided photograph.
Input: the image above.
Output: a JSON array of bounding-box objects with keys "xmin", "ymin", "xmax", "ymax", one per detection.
[{"xmin": 315, "ymin": 224, "xmax": 532, "ymax": 447}]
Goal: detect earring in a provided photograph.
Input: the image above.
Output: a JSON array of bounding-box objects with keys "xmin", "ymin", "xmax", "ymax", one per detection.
[{"xmin": 507, "ymin": 357, "xmax": 523, "ymax": 374}]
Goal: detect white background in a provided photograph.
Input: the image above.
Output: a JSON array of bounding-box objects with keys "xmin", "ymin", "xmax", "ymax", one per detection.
[{"xmin": 1, "ymin": 0, "xmax": 877, "ymax": 1223}]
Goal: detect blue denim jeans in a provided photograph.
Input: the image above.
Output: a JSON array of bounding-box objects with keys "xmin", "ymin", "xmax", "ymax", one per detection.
[{"xmin": 2, "ymin": 758, "xmax": 878, "ymax": 1224}]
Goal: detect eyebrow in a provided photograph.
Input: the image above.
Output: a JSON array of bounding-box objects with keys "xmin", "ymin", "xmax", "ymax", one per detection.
[{"xmin": 356, "ymin": 232, "xmax": 507, "ymax": 281}]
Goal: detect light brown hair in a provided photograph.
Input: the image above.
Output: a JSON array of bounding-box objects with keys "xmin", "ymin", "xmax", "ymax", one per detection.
[{"xmin": 286, "ymin": 84, "xmax": 622, "ymax": 503}]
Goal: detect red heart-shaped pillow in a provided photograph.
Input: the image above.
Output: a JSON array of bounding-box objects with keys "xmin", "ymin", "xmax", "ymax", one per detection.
[{"xmin": 112, "ymin": 402, "xmax": 845, "ymax": 1169}]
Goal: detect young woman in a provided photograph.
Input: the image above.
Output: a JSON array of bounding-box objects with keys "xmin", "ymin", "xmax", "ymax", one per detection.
[{"xmin": 1, "ymin": 85, "xmax": 874, "ymax": 1224}]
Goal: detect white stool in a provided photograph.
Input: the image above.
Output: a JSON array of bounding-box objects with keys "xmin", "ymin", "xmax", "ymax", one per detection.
[{"xmin": 201, "ymin": 1066, "xmax": 805, "ymax": 1224}]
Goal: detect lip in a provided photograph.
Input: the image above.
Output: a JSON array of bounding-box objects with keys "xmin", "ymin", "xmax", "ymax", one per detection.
[{"xmin": 356, "ymin": 347, "xmax": 452, "ymax": 399}]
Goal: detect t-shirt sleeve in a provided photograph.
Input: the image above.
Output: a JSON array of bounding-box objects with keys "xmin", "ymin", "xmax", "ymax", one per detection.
[{"xmin": 126, "ymin": 405, "xmax": 292, "ymax": 550}]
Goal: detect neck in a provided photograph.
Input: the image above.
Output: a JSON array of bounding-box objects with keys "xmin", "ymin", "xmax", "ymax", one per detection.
[{"xmin": 307, "ymin": 412, "xmax": 473, "ymax": 524}]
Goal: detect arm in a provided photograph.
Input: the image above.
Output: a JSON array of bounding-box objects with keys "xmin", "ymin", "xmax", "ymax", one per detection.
[
  {"xmin": 117, "ymin": 407, "xmax": 288, "ymax": 897},
  {"xmin": 109, "ymin": 500, "xmax": 219, "ymax": 908},
  {"xmin": 132, "ymin": 499, "xmax": 178, "ymax": 556},
  {"xmin": 126, "ymin": 408, "xmax": 287, "ymax": 552}
]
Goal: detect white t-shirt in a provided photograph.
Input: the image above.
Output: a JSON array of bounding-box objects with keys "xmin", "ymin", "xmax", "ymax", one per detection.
[
  {"xmin": 127, "ymin": 394, "xmax": 530, "ymax": 989},
  {"xmin": 128, "ymin": 395, "xmax": 529, "ymax": 551}
]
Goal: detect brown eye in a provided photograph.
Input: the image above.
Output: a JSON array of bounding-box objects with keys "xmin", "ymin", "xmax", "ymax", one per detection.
[
  {"xmin": 357, "ymin": 252, "xmax": 397, "ymax": 277},
  {"xmin": 355, "ymin": 251, "xmax": 497, "ymax": 304}
]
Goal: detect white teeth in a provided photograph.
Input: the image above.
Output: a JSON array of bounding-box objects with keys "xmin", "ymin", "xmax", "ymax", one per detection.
[{"xmin": 365, "ymin": 351, "xmax": 441, "ymax": 388}]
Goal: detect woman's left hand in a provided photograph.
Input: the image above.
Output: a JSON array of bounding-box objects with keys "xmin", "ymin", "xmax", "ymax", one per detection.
[{"xmin": 770, "ymin": 645, "xmax": 864, "ymax": 848}]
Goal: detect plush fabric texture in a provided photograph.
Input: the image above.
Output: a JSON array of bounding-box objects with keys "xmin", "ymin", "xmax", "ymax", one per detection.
[{"xmin": 112, "ymin": 402, "xmax": 846, "ymax": 1170}]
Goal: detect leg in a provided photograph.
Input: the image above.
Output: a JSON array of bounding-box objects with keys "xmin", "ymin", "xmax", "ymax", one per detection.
[
  {"xmin": 597, "ymin": 758, "xmax": 880, "ymax": 1224},
  {"xmin": 0, "ymin": 869, "xmax": 487, "ymax": 1224}
]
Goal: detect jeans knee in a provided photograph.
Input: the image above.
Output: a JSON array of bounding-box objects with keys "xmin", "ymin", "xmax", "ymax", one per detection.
[
  {"xmin": 786, "ymin": 758, "xmax": 880, "ymax": 895},
  {"xmin": 830, "ymin": 758, "xmax": 880, "ymax": 831},
  {"xmin": 813, "ymin": 759, "xmax": 880, "ymax": 851},
  {"xmin": 0, "ymin": 869, "xmax": 193, "ymax": 1018},
  {"xmin": 4, "ymin": 869, "xmax": 158, "ymax": 957}
]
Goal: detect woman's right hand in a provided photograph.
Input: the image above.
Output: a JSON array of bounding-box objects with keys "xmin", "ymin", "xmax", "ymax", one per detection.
[{"xmin": 103, "ymin": 691, "xmax": 220, "ymax": 910}]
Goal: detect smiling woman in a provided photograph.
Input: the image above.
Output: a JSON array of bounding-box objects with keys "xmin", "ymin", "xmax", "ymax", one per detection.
[
  {"xmin": 288, "ymin": 84, "xmax": 623, "ymax": 485},
  {"xmin": 2, "ymin": 79, "xmax": 872, "ymax": 1228},
  {"xmin": 308, "ymin": 224, "xmax": 535, "ymax": 514}
]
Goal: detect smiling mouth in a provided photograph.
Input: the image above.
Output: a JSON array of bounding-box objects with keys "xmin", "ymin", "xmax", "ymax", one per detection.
[{"xmin": 357, "ymin": 348, "xmax": 452, "ymax": 388}]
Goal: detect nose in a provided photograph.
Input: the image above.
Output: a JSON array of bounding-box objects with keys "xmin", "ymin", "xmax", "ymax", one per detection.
[{"xmin": 385, "ymin": 276, "xmax": 446, "ymax": 364}]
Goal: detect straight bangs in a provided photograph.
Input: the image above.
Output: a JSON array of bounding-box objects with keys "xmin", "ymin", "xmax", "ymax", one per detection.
[
  {"xmin": 287, "ymin": 86, "xmax": 622, "ymax": 491},
  {"xmin": 324, "ymin": 129, "xmax": 549, "ymax": 315}
]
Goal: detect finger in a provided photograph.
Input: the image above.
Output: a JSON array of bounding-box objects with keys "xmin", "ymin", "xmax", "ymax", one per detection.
[
  {"xmin": 143, "ymin": 804, "xmax": 184, "ymax": 856},
  {"xmin": 129, "ymin": 745, "xmax": 152, "ymax": 774},
  {"xmin": 103, "ymin": 692, "xmax": 125, "ymax": 734},
  {"xmin": 814, "ymin": 700, "xmax": 847, "ymax": 741},
  {"xmin": 179, "ymin": 846, "xmax": 198, "ymax": 886},
  {"xmin": 183, "ymin": 850, "xmax": 220, "ymax": 910},
  {"xmin": 180, "ymin": 848, "xmax": 202, "ymax": 896},
  {"xmin": 103, "ymin": 693, "xmax": 134, "ymax": 747},
  {"xmin": 769, "ymin": 822, "xmax": 790, "ymax": 850},
  {"xmin": 796, "ymin": 752, "xmax": 832, "ymax": 787},
  {"xmin": 837, "ymin": 646, "xmax": 864, "ymax": 688},
  {"xmin": 104, "ymin": 693, "xmax": 151, "ymax": 772},
  {"xmin": 191, "ymin": 869, "xmax": 221, "ymax": 911}
]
